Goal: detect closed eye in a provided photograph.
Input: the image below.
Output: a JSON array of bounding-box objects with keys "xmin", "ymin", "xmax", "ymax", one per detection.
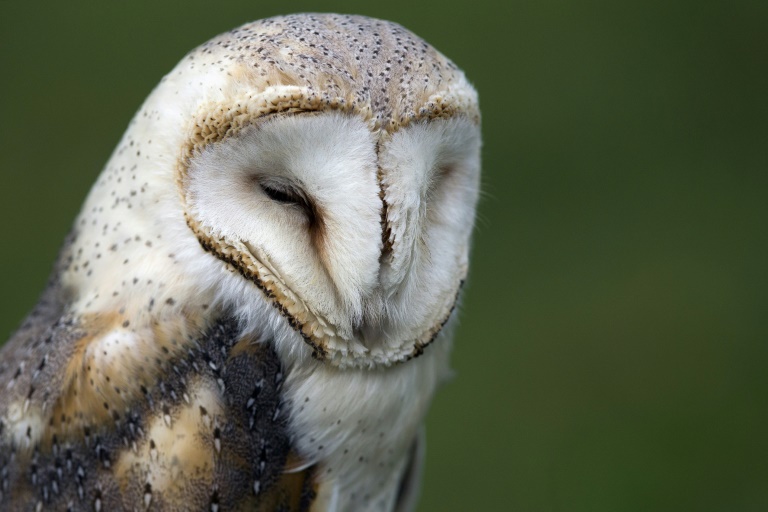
[
  {"xmin": 254, "ymin": 178, "xmax": 319, "ymax": 229},
  {"xmin": 259, "ymin": 182, "xmax": 301, "ymax": 205}
]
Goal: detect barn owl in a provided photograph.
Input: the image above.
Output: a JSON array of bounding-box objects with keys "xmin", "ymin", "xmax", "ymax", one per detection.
[{"xmin": 0, "ymin": 13, "xmax": 480, "ymax": 512}]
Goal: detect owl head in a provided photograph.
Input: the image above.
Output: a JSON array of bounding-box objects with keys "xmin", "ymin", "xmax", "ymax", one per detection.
[{"xmin": 61, "ymin": 14, "xmax": 481, "ymax": 370}]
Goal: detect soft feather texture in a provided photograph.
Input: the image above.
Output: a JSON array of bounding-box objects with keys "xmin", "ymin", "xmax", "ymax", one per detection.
[
  {"xmin": 0, "ymin": 13, "xmax": 480, "ymax": 512},
  {"xmin": 187, "ymin": 113, "xmax": 383, "ymax": 336},
  {"xmin": 185, "ymin": 112, "xmax": 481, "ymax": 360}
]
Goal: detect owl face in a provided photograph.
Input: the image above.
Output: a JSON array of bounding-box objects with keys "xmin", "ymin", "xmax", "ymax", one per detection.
[
  {"xmin": 184, "ymin": 108, "xmax": 480, "ymax": 368},
  {"xmin": 57, "ymin": 14, "xmax": 480, "ymax": 370}
]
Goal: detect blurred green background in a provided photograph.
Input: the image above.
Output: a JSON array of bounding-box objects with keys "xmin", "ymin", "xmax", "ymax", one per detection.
[{"xmin": 1, "ymin": 1, "xmax": 766, "ymax": 510}]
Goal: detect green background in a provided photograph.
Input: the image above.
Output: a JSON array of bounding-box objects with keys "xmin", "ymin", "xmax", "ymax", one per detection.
[{"xmin": 1, "ymin": 1, "xmax": 766, "ymax": 510}]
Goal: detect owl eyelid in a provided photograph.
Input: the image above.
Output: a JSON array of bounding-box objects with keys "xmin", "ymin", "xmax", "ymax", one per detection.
[
  {"xmin": 260, "ymin": 182, "xmax": 299, "ymax": 205},
  {"xmin": 256, "ymin": 178, "xmax": 310, "ymax": 210}
]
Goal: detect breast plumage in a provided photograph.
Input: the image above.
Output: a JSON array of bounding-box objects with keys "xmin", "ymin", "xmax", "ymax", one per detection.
[{"xmin": 0, "ymin": 13, "xmax": 481, "ymax": 512}]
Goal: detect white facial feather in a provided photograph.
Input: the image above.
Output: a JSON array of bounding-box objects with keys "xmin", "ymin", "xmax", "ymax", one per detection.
[
  {"xmin": 185, "ymin": 112, "xmax": 480, "ymax": 361},
  {"xmin": 378, "ymin": 117, "xmax": 481, "ymax": 329},
  {"xmin": 187, "ymin": 113, "xmax": 382, "ymax": 334}
]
